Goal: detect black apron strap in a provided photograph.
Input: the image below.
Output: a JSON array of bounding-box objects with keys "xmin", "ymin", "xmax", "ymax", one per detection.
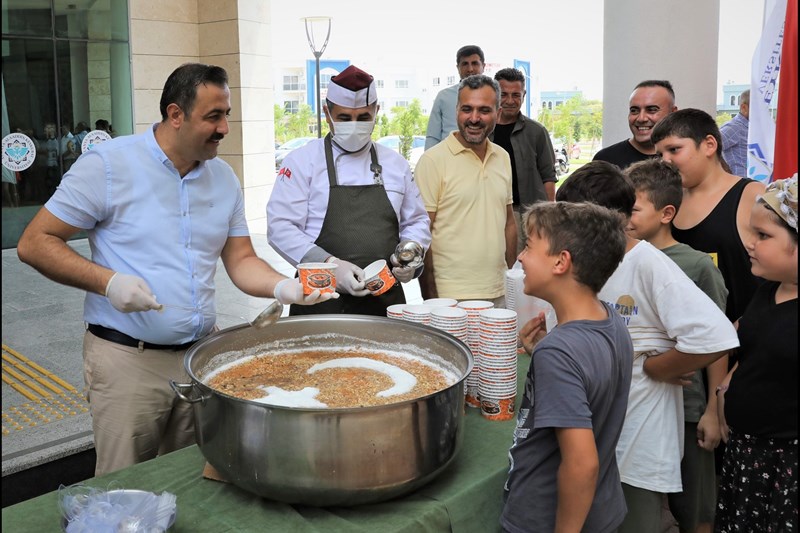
[{"xmin": 291, "ymin": 138, "xmax": 404, "ymax": 317}]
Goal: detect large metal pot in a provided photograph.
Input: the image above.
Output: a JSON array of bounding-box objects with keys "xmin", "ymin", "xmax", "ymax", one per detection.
[{"xmin": 171, "ymin": 314, "xmax": 472, "ymax": 506}]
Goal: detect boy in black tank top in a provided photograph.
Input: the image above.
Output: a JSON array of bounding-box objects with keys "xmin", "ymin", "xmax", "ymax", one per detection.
[
  {"xmin": 652, "ymin": 109, "xmax": 765, "ymax": 324},
  {"xmin": 652, "ymin": 109, "xmax": 766, "ymax": 480}
]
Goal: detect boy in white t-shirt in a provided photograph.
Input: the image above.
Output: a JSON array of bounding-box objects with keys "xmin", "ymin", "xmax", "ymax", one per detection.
[{"xmin": 555, "ymin": 161, "xmax": 740, "ymax": 533}]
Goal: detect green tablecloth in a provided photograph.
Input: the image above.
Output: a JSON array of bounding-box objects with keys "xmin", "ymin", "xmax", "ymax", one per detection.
[{"xmin": 2, "ymin": 354, "xmax": 530, "ymax": 533}]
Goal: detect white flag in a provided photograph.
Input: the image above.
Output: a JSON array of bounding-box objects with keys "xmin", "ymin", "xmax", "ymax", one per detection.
[{"xmin": 748, "ymin": 0, "xmax": 786, "ymax": 183}]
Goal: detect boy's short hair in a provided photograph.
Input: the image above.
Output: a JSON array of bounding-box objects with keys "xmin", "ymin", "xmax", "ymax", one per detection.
[
  {"xmin": 556, "ymin": 160, "xmax": 636, "ymax": 217},
  {"xmin": 651, "ymin": 108, "xmax": 724, "ymax": 163},
  {"xmin": 625, "ymin": 159, "xmax": 684, "ymax": 211},
  {"xmin": 524, "ymin": 202, "xmax": 627, "ymax": 293}
]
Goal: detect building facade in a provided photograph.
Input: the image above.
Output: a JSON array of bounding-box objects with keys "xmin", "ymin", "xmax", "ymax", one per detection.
[{"xmin": 2, "ymin": 0, "xmax": 275, "ymax": 248}]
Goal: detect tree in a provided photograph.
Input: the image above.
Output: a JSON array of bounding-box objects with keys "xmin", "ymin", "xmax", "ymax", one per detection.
[
  {"xmin": 387, "ymin": 99, "xmax": 428, "ymax": 160},
  {"xmin": 544, "ymin": 96, "xmax": 603, "ymax": 155},
  {"xmin": 584, "ymin": 110, "xmax": 603, "ymax": 154},
  {"xmin": 375, "ymin": 115, "xmax": 391, "ymax": 139},
  {"xmin": 274, "ymin": 104, "xmax": 288, "ymax": 144},
  {"xmin": 715, "ymin": 112, "xmax": 733, "ymax": 127},
  {"xmin": 538, "ymin": 108, "xmax": 554, "ymax": 131},
  {"xmin": 273, "ymin": 103, "xmax": 330, "ymax": 142}
]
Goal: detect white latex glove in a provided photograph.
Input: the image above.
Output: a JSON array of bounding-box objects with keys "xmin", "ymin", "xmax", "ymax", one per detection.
[
  {"xmin": 391, "ymin": 264, "xmax": 415, "ymax": 283},
  {"xmin": 273, "ymin": 278, "xmax": 339, "ymax": 305},
  {"xmin": 105, "ymin": 273, "xmax": 161, "ymax": 313},
  {"xmin": 327, "ymin": 257, "xmax": 370, "ymax": 296},
  {"xmin": 389, "ymin": 252, "xmax": 422, "ymax": 283}
]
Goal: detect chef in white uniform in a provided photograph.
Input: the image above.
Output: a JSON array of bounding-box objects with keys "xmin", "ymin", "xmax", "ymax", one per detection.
[{"xmin": 267, "ymin": 65, "xmax": 431, "ymax": 316}]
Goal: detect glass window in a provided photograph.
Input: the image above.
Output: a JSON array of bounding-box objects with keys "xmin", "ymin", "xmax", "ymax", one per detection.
[
  {"xmin": 395, "ymin": 80, "xmax": 408, "ymax": 89},
  {"xmin": 376, "ymin": 79, "xmax": 384, "ymax": 89},
  {"xmin": 320, "ymin": 73, "xmax": 333, "ymax": 89},
  {"xmin": 1, "ymin": 0, "xmax": 53, "ymax": 37},
  {"xmin": 432, "ymin": 77, "xmax": 440, "ymax": 87},
  {"xmin": 2, "ymin": 0, "xmax": 131, "ymax": 249},
  {"xmin": 283, "ymin": 75, "xmax": 300, "ymax": 91},
  {"xmin": 284, "ymin": 101, "xmax": 299, "ymax": 114},
  {"xmin": 53, "ymin": 0, "xmax": 129, "ymax": 41},
  {"xmin": 447, "ymin": 76, "xmax": 456, "ymax": 85},
  {"xmin": 395, "ymin": 100, "xmax": 409, "ymax": 108}
]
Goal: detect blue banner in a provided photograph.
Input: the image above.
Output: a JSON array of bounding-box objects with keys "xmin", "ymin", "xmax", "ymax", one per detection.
[
  {"xmin": 306, "ymin": 60, "xmax": 351, "ymax": 113},
  {"xmin": 513, "ymin": 59, "xmax": 531, "ymax": 118}
]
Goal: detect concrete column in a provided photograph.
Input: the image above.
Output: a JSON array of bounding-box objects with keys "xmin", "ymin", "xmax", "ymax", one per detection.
[
  {"xmin": 602, "ymin": 0, "xmax": 720, "ymax": 148},
  {"xmin": 129, "ymin": 0, "xmax": 274, "ymax": 233},
  {"xmin": 198, "ymin": 0, "xmax": 273, "ymax": 234}
]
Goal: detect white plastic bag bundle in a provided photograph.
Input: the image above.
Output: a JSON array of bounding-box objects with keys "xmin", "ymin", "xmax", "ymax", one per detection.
[{"xmin": 59, "ymin": 483, "xmax": 177, "ymax": 532}]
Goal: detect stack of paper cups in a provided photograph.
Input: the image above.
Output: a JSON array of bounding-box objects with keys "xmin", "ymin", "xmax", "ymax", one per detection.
[
  {"xmin": 386, "ymin": 304, "xmax": 406, "ymax": 319},
  {"xmin": 429, "ymin": 306, "xmax": 469, "ymax": 343},
  {"xmin": 402, "ymin": 305, "xmax": 432, "ymax": 325},
  {"xmin": 505, "ymin": 269, "xmax": 526, "ymax": 349},
  {"xmin": 423, "ymin": 298, "xmax": 458, "ymax": 308},
  {"xmin": 505, "ymin": 269, "xmax": 525, "ymax": 312},
  {"xmin": 478, "ymin": 308, "xmax": 518, "ymax": 421},
  {"xmin": 457, "ymin": 300, "xmax": 495, "ymax": 407}
]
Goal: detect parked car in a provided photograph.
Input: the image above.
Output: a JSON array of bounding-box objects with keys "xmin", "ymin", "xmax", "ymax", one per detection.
[
  {"xmin": 376, "ymin": 135, "xmax": 425, "ymax": 154},
  {"xmin": 275, "ymin": 137, "xmax": 315, "ymax": 170}
]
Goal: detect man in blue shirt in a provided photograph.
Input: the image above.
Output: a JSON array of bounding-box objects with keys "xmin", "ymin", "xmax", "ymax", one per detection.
[
  {"xmin": 720, "ymin": 89, "xmax": 749, "ymax": 177},
  {"xmin": 424, "ymin": 45, "xmax": 485, "ymax": 151},
  {"xmin": 18, "ymin": 63, "xmax": 333, "ymax": 476}
]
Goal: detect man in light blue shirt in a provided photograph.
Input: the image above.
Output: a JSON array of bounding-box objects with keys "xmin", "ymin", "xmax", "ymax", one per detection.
[
  {"xmin": 18, "ymin": 63, "xmax": 334, "ymax": 476},
  {"xmin": 424, "ymin": 45, "xmax": 485, "ymax": 151}
]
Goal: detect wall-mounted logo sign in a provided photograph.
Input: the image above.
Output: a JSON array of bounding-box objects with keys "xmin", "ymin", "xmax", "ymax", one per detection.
[
  {"xmin": 81, "ymin": 130, "xmax": 113, "ymax": 153},
  {"xmin": 2, "ymin": 133, "xmax": 37, "ymax": 172}
]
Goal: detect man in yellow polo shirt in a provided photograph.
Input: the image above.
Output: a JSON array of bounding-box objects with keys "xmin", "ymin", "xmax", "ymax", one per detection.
[{"xmin": 415, "ymin": 74, "xmax": 517, "ymax": 305}]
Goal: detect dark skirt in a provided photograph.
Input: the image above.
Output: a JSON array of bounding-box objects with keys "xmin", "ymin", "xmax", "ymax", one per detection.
[{"xmin": 715, "ymin": 429, "xmax": 798, "ymax": 532}]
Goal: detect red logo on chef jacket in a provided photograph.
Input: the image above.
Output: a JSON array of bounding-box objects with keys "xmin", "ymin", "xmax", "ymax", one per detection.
[{"xmin": 278, "ymin": 167, "xmax": 292, "ymax": 181}]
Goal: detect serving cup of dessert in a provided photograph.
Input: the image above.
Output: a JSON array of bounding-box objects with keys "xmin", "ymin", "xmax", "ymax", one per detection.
[
  {"xmin": 362, "ymin": 259, "xmax": 396, "ymax": 296},
  {"xmin": 297, "ymin": 262, "xmax": 337, "ymax": 295}
]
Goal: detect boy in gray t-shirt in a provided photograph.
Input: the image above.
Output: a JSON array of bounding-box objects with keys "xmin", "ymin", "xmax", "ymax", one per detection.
[{"xmin": 502, "ymin": 202, "xmax": 633, "ymax": 533}]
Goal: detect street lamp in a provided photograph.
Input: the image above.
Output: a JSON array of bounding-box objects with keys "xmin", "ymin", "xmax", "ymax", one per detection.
[{"xmin": 302, "ymin": 16, "xmax": 332, "ymax": 138}]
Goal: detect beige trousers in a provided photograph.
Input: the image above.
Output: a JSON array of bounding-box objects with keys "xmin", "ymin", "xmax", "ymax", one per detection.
[{"xmin": 83, "ymin": 330, "xmax": 196, "ymax": 476}]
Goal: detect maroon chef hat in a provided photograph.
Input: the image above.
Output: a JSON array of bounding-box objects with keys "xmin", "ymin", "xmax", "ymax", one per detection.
[{"xmin": 326, "ymin": 65, "xmax": 377, "ymax": 108}]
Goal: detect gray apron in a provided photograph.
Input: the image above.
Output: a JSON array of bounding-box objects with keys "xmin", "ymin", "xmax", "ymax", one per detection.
[{"xmin": 290, "ymin": 135, "xmax": 405, "ymax": 316}]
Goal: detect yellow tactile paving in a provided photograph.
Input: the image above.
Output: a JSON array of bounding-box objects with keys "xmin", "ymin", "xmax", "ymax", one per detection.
[{"xmin": 1, "ymin": 344, "xmax": 88, "ymax": 436}]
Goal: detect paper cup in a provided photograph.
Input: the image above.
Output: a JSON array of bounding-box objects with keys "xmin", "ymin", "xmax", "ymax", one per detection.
[
  {"xmin": 423, "ymin": 298, "xmax": 458, "ymax": 308},
  {"xmin": 297, "ymin": 262, "xmax": 337, "ymax": 295},
  {"xmin": 363, "ymin": 259, "xmax": 396, "ymax": 296},
  {"xmin": 480, "ymin": 396, "xmax": 516, "ymax": 421},
  {"xmin": 465, "ymin": 384, "xmax": 481, "ymax": 408},
  {"xmin": 386, "ymin": 304, "xmax": 406, "ymax": 319}
]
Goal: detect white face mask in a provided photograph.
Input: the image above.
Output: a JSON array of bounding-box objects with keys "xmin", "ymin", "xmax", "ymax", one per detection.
[{"xmin": 332, "ymin": 120, "xmax": 375, "ymax": 152}]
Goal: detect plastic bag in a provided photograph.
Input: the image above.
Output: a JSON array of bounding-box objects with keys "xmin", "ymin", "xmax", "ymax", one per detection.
[{"xmin": 58, "ymin": 482, "xmax": 177, "ymax": 532}]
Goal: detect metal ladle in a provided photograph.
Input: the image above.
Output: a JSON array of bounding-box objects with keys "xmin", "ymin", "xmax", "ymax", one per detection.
[
  {"xmin": 157, "ymin": 300, "xmax": 284, "ymax": 329},
  {"xmin": 394, "ymin": 240, "xmax": 424, "ymax": 269}
]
